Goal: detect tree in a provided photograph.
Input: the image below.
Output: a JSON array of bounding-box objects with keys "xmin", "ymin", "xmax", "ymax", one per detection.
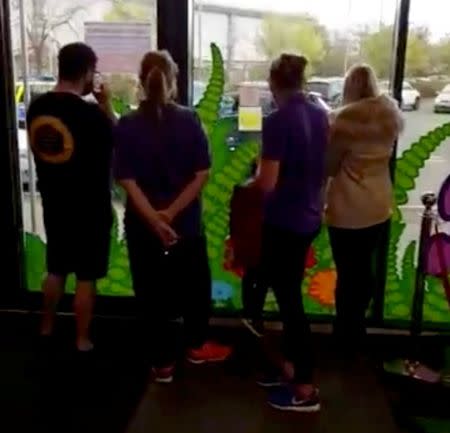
[
  {"xmin": 360, "ymin": 24, "xmax": 431, "ymax": 78},
  {"xmin": 104, "ymin": 0, "xmax": 156, "ymax": 22},
  {"xmin": 257, "ymin": 14, "xmax": 327, "ymax": 73},
  {"xmin": 104, "ymin": 0, "xmax": 156, "ymax": 50},
  {"xmin": 319, "ymin": 31, "xmax": 351, "ymax": 76},
  {"xmin": 405, "ymin": 29, "xmax": 431, "ymax": 76},
  {"xmin": 360, "ymin": 25, "xmax": 394, "ymax": 78},
  {"xmin": 103, "ymin": 0, "xmax": 156, "ymax": 103},
  {"xmin": 431, "ymin": 36, "xmax": 450, "ymax": 75},
  {"xmin": 13, "ymin": 0, "xmax": 84, "ymax": 75}
]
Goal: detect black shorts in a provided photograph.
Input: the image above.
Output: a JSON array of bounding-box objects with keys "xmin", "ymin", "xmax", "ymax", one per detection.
[{"xmin": 45, "ymin": 214, "xmax": 112, "ymax": 281}]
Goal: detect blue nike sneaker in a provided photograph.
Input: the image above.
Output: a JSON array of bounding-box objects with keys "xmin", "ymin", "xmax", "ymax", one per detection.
[{"xmin": 268, "ymin": 386, "xmax": 320, "ymax": 412}]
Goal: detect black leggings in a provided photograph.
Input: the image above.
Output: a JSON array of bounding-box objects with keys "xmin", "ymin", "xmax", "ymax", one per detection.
[
  {"xmin": 126, "ymin": 221, "xmax": 211, "ymax": 367},
  {"xmin": 328, "ymin": 221, "xmax": 388, "ymax": 344},
  {"xmin": 260, "ymin": 224, "xmax": 318, "ymax": 384}
]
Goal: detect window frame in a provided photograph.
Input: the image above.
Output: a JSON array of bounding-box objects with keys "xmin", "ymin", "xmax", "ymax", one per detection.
[{"xmin": 0, "ymin": 0, "xmax": 414, "ymax": 322}]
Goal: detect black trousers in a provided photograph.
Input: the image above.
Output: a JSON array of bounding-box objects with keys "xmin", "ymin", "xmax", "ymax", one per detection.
[
  {"xmin": 126, "ymin": 221, "xmax": 211, "ymax": 367},
  {"xmin": 260, "ymin": 224, "xmax": 318, "ymax": 384},
  {"xmin": 328, "ymin": 221, "xmax": 388, "ymax": 345},
  {"xmin": 242, "ymin": 266, "xmax": 268, "ymax": 320}
]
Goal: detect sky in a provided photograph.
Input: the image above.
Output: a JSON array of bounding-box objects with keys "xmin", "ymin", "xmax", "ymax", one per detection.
[{"xmin": 200, "ymin": 0, "xmax": 450, "ymax": 40}]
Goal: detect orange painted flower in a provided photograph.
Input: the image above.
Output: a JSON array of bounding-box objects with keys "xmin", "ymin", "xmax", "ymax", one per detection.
[{"xmin": 308, "ymin": 270, "xmax": 337, "ymax": 307}]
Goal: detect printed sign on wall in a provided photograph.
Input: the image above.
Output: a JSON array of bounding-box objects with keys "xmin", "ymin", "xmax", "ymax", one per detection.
[{"xmin": 85, "ymin": 22, "xmax": 152, "ymax": 74}]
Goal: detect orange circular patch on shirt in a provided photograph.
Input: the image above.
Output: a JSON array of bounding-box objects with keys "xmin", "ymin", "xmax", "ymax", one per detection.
[{"xmin": 29, "ymin": 115, "xmax": 74, "ymax": 164}]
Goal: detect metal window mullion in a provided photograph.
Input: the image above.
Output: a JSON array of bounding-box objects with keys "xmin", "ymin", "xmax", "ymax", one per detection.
[
  {"xmin": 374, "ymin": 0, "xmax": 411, "ymax": 325},
  {"xmin": 0, "ymin": 0, "xmax": 25, "ymax": 305},
  {"xmin": 19, "ymin": 0, "xmax": 37, "ymax": 233},
  {"xmin": 157, "ymin": 0, "xmax": 189, "ymax": 106}
]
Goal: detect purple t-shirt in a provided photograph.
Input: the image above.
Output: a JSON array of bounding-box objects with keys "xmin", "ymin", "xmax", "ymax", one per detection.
[
  {"xmin": 262, "ymin": 93, "xmax": 328, "ymax": 234},
  {"xmin": 114, "ymin": 104, "xmax": 210, "ymax": 237}
]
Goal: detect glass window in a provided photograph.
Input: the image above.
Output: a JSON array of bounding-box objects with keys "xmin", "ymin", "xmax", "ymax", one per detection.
[
  {"xmin": 386, "ymin": 0, "xmax": 450, "ymax": 327},
  {"xmin": 403, "ymin": 82, "xmax": 413, "ymax": 90},
  {"xmin": 193, "ymin": 0, "xmax": 397, "ymax": 314},
  {"xmin": 306, "ymin": 80, "xmax": 332, "ymax": 99},
  {"xmin": 10, "ymin": 0, "xmax": 157, "ymax": 297}
]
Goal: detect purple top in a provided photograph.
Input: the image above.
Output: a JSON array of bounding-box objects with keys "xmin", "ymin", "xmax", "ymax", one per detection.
[
  {"xmin": 262, "ymin": 93, "xmax": 328, "ymax": 234},
  {"xmin": 114, "ymin": 104, "xmax": 210, "ymax": 237}
]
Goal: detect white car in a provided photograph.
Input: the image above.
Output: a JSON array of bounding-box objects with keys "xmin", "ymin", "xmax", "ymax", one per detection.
[
  {"xmin": 18, "ymin": 128, "xmax": 35, "ymax": 189},
  {"xmin": 434, "ymin": 84, "xmax": 450, "ymax": 113},
  {"xmin": 380, "ymin": 81, "xmax": 421, "ymax": 111},
  {"xmin": 401, "ymin": 81, "xmax": 421, "ymax": 110}
]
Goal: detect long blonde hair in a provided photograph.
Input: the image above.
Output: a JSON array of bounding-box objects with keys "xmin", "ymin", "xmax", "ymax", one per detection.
[{"xmin": 342, "ymin": 64, "xmax": 379, "ymax": 105}]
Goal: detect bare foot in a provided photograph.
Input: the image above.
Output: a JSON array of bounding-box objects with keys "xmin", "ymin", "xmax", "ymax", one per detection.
[{"xmin": 76, "ymin": 339, "xmax": 94, "ymax": 352}]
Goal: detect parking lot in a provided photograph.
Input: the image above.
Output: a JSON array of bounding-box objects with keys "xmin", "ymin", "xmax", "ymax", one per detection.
[
  {"xmin": 399, "ymin": 99, "xmax": 450, "ymax": 204},
  {"xmin": 21, "ymin": 98, "xmax": 450, "ymax": 245}
]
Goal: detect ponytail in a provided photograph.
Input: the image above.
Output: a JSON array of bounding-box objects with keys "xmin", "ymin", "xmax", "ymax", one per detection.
[
  {"xmin": 145, "ymin": 67, "xmax": 169, "ymax": 120},
  {"xmin": 139, "ymin": 50, "xmax": 178, "ymax": 123}
]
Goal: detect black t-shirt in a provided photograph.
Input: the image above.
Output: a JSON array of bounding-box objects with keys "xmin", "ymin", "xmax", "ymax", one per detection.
[{"xmin": 27, "ymin": 92, "xmax": 114, "ymax": 221}]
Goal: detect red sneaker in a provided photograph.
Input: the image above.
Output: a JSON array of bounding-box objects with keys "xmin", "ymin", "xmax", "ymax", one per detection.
[
  {"xmin": 152, "ymin": 365, "xmax": 175, "ymax": 384},
  {"xmin": 187, "ymin": 342, "xmax": 232, "ymax": 365}
]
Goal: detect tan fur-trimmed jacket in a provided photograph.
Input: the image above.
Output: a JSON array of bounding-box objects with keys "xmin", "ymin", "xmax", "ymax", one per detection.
[{"xmin": 325, "ymin": 94, "xmax": 404, "ymax": 229}]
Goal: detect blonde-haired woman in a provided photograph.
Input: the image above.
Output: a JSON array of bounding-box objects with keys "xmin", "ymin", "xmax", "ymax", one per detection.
[
  {"xmin": 326, "ymin": 64, "xmax": 404, "ymax": 353},
  {"xmin": 114, "ymin": 51, "xmax": 231, "ymax": 383}
]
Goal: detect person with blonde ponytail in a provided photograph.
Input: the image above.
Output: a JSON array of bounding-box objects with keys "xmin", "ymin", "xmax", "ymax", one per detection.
[{"xmin": 114, "ymin": 51, "xmax": 231, "ymax": 383}]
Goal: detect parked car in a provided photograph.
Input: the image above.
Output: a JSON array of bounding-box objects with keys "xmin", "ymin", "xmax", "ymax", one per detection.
[
  {"xmin": 15, "ymin": 79, "xmax": 55, "ymax": 188},
  {"xmin": 15, "ymin": 79, "xmax": 56, "ymax": 128},
  {"xmin": 434, "ymin": 84, "xmax": 450, "ymax": 113},
  {"xmin": 221, "ymin": 81, "xmax": 330, "ymax": 151},
  {"xmin": 305, "ymin": 77, "xmax": 344, "ymax": 108},
  {"xmin": 230, "ymin": 81, "xmax": 330, "ymax": 115},
  {"xmin": 379, "ymin": 80, "xmax": 421, "ymax": 111},
  {"xmin": 17, "ymin": 127, "xmax": 34, "ymax": 189},
  {"xmin": 306, "ymin": 91, "xmax": 331, "ymax": 112},
  {"xmin": 401, "ymin": 81, "xmax": 421, "ymax": 110}
]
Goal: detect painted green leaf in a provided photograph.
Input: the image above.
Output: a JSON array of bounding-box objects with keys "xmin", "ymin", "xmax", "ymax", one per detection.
[
  {"xmin": 386, "ymin": 218, "xmax": 405, "ymax": 290},
  {"xmin": 208, "ymin": 117, "xmax": 235, "ymax": 173},
  {"xmin": 110, "ymin": 208, "xmax": 121, "ymax": 257},
  {"xmin": 400, "ymin": 240, "xmax": 417, "ymax": 290},
  {"xmin": 24, "ymin": 233, "xmax": 46, "ymax": 291},
  {"xmin": 112, "ymin": 97, "xmax": 132, "ymax": 117},
  {"xmin": 195, "ymin": 43, "xmax": 225, "ymax": 138},
  {"xmin": 394, "ymin": 122, "xmax": 450, "ymax": 204}
]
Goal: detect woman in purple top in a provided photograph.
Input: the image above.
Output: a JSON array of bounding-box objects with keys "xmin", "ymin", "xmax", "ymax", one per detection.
[
  {"xmin": 114, "ymin": 51, "xmax": 231, "ymax": 383},
  {"xmin": 254, "ymin": 54, "xmax": 328, "ymax": 412}
]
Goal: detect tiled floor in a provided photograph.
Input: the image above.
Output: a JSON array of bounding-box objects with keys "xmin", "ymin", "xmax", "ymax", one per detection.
[{"xmin": 0, "ymin": 314, "xmax": 406, "ymax": 433}]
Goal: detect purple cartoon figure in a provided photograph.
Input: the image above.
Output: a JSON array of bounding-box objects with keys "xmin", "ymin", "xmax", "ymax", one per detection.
[{"xmin": 424, "ymin": 175, "xmax": 450, "ymax": 304}]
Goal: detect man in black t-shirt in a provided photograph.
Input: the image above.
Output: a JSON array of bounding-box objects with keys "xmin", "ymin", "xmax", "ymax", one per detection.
[{"xmin": 27, "ymin": 43, "xmax": 115, "ymax": 352}]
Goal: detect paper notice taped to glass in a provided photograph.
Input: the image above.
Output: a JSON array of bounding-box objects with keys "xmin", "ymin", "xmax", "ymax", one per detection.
[
  {"xmin": 239, "ymin": 85, "xmax": 260, "ymax": 107},
  {"xmin": 239, "ymin": 107, "xmax": 263, "ymax": 132}
]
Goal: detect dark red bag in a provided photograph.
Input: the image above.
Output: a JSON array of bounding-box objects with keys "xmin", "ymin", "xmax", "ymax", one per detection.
[{"xmin": 229, "ymin": 183, "xmax": 264, "ymax": 269}]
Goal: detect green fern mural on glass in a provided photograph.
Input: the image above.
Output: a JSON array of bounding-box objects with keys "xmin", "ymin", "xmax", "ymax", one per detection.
[
  {"xmin": 195, "ymin": 43, "xmax": 225, "ymax": 139},
  {"xmin": 384, "ymin": 122, "xmax": 450, "ymax": 322},
  {"xmin": 23, "ymin": 42, "xmax": 450, "ymax": 324}
]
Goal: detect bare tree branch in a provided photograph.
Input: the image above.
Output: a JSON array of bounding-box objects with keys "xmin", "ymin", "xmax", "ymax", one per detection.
[
  {"xmin": 20, "ymin": 0, "xmax": 86, "ymax": 73},
  {"xmin": 66, "ymin": 20, "xmax": 81, "ymax": 39}
]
